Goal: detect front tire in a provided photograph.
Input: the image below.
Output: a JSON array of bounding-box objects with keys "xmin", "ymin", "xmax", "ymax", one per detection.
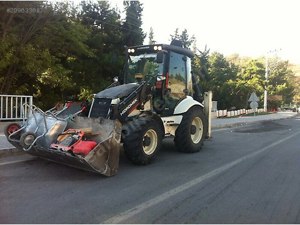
[
  {"xmin": 174, "ymin": 106, "xmax": 207, "ymax": 153},
  {"xmin": 122, "ymin": 117, "xmax": 163, "ymax": 165}
]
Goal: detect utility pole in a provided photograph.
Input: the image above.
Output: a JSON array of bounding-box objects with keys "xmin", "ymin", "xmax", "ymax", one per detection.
[{"xmin": 264, "ymin": 56, "xmax": 268, "ymax": 112}]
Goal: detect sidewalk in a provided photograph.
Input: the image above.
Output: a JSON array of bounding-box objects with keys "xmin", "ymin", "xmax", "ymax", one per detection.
[
  {"xmin": 0, "ymin": 111, "xmax": 298, "ymax": 154},
  {"xmin": 212, "ymin": 111, "xmax": 297, "ymax": 129}
]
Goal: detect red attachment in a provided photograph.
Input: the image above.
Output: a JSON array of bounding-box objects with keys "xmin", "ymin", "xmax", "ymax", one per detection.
[
  {"xmin": 156, "ymin": 80, "xmax": 162, "ymax": 89},
  {"xmin": 156, "ymin": 73, "xmax": 169, "ymax": 89},
  {"xmin": 81, "ymin": 106, "xmax": 87, "ymax": 113},
  {"xmin": 165, "ymin": 72, "xmax": 169, "ymax": 89},
  {"xmin": 72, "ymin": 141, "xmax": 97, "ymax": 156},
  {"xmin": 50, "ymin": 129, "xmax": 97, "ymax": 157},
  {"xmin": 6, "ymin": 124, "xmax": 21, "ymax": 135},
  {"xmin": 66, "ymin": 101, "xmax": 73, "ymax": 109},
  {"xmin": 50, "ymin": 129, "xmax": 83, "ymax": 152}
]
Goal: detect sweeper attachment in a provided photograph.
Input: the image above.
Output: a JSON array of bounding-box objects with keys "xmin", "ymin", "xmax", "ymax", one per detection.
[{"xmin": 5, "ymin": 40, "xmax": 209, "ymax": 176}]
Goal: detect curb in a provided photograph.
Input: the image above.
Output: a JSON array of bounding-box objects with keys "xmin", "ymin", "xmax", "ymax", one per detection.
[
  {"xmin": 211, "ymin": 113, "xmax": 298, "ymax": 130},
  {"xmin": 0, "ymin": 147, "xmax": 25, "ymax": 158}
]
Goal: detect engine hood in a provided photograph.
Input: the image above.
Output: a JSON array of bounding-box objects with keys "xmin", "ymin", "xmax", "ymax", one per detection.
[{"xmin": 95, "ymin": 83, "xmax": 139, "ymax": 99}]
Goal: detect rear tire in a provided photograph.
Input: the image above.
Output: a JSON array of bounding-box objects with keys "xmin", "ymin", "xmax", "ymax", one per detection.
[
  {"xmin": 122, "ymin": 116, "xmax": 163, "ymax": 165},
  {"xmin": 174, "ymin": 106, "xmax": 207, "ymax": 153}
]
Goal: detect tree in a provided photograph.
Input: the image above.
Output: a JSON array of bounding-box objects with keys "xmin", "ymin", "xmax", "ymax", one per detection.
[
  {"xmin": 227, "ymin": 56, "xmax": 295, "ymax": 110},
  {"xmin": 170, "ymin": 28, "xmax": 180, "ymax": 41},
  {"xmin": 293, "ymin": 76, "xmax": 300, "ymax": 105},
  {"xmin": 232, "ymin": 59, "xmax": 265, "ymax": 108},
  {"xmin": 170, "ymin": 28, "xmax": 195, "ymax": 48},
  {"xmin": 205, "ymin": 52, "xmax": 239, "ymax": 109},
  {"xmin": 0, "ymin": 1, "xmax": 129, "ymax": 109},
  {"xmin": 122, "ymin": 1, "xmax": 145, "ymax": 46},
  {"xmin": 31, "ymin": 2, "xmax": 95, "ymax": 108},
  {"xmin": 193, "ymin": 45, "xmax": 210, "ymax": 80},
  {"xmin": 180, "ymin": 29, "xmax": 195, "ymax": 48},
  {"xmin": 148, "ymin": 27, "xmax": 155, "ymax": 45},
  {"xmin": 267, "ymin": 59, "xmax": 295, "ymax": 105},
  {"xmin": 78, "ymin": 1, "xmax": 124, "ymax": 99},
  {"xmin": 0, "ymin": 1, "xmax": 54, "ymax": 94}
]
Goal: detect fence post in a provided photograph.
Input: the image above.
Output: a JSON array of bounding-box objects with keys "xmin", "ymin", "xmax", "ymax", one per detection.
[
  {"xmin": 29, "ymin": 96, "xmax": 33, "ymax": 117},
  {"xmin": 204, "ymin": 91, "xmax": 213, "ymax": 138}
]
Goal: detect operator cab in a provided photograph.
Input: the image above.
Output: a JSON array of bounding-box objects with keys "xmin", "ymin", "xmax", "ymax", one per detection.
[{"xmin": 125, "ymin": 40, "xmax": 194, "ymax": 116}]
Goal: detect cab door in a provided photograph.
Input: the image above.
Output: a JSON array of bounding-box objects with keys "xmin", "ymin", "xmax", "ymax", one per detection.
[{"xmin": 163, "ymin": 51, "xmax": 188, "ymax": 115}]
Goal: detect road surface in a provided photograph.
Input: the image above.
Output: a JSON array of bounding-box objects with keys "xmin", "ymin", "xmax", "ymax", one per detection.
[{"xmin": 1, "ymin": 116, "xmax": 300, "ymax": 223}]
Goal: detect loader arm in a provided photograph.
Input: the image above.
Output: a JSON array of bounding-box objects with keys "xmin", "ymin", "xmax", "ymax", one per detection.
[{"xmin": 115, "ymin": 81, "xmax": 152, "ymax": 122}]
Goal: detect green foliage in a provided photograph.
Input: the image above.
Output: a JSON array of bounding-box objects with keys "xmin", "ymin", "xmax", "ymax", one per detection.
[
  {"xmin": 170, "ymin": 28, "xmax": 195, "ymax": 48},
  {"xmin": 0, "ymin": 0, "xmax": 145, "ymax": 109},
  {"xmin": 122, "ymin": 1, "xmax": 145, "ymax": 46},
  {"xmin": 193, "ymin": 49, "xmax": 296, "ymax": 110},
  {"xmin": 203, "ymin": 52, "xmax": 239, "ymax": 109},
  {"xmin": 267, "ymin": 59, "xmax": 295, "ymax": 105}
]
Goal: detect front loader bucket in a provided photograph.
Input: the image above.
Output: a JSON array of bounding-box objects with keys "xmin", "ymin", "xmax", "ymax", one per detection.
[{"xmin": 8, "ymin": 116, "xmax": 122, "ymax": 176}]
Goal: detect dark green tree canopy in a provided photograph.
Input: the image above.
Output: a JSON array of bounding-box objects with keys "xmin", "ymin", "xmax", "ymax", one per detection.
[
  {"xmin": 0, "ymin": 1, "xmax": 145, "ymax": 108},
  {"xmin": 122, "ymin": 1, "xmax": 145, "ymax": 46},
  {"xmin": 148, "ymin": 26, "xmax": 155, "ymax": 45}
]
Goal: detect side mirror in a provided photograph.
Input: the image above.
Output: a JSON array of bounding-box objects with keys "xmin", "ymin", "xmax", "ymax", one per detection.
[
  {"xmin": 113, "ymin": 76, "xmax": 119, "ymax": 83},
  {"xmin": 156, "ymin": 51, "xmax": 164, "ymax": 63}
]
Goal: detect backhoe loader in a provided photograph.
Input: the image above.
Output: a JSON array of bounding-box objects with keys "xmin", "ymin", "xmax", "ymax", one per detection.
[{"xmin": 5, "ymin": 40, "xmax": 209, "ymax": 176}]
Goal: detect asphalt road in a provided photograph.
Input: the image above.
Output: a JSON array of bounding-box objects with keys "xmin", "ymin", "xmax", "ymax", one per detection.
[{"xmin": 1, "ymin": 116, "xmax": 300, "ymax": 223}]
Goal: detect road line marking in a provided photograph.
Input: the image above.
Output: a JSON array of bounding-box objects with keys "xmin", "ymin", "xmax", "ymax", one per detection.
[
  {"xmin": 103, "ymin": 130, "xmax": 300, "ymax": 224},
  {"xmin": 0, "ymin": 158, "xmax": 35, "ymax": 166}
]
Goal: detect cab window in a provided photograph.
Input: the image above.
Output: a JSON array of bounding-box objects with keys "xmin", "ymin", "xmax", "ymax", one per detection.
[
  {"xmin": 168, "ymin": 52, "xmax": 187, "ymax": 100},
  {"xmin": 127, "ymin": 53, "xmax": 163, "ymax": 83}
]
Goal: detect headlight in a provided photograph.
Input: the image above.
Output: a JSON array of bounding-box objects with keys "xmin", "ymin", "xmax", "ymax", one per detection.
[
  {"xmin": 153, "ymin": 45, "xmax": 162, "ymax": 51},
  {"xmin": 128, "ymin": 49, "xmax": 135, "ymax": 53}
]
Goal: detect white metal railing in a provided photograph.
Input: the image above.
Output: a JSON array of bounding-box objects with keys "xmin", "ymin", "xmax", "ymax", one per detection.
[
  {"xmin": 0, "ymin": 95, "xmax": 33, "ymax": 120},
  {"xmin": 211, "ymin": 108, "xmax": 265, "ymax": 118}
]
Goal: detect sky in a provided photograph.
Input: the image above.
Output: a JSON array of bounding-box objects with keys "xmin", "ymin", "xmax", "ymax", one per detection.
[
  {"xmin": 89, "ymin": 0, "xmax": 300, "ymax": 64},
  {"xmin": 136, "ymin": 0, "xmax": 300, "ymax": 64}
]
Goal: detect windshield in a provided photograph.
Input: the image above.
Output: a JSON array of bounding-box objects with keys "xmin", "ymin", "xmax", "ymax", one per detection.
[{"xmin": 127, "ymin": 53, "xmax": 163, "ymax": 83}]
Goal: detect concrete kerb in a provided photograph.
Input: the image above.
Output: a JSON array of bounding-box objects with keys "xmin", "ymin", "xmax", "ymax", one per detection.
[
  {"xmin": 0, "ymin": 147, "xmax": 26, "ymax": 158},
  {"xmin": 0, "ymin": 112, "xmax": 298, "ymax": 158},
  {"xmin": 212, "ymin": 112, "xmax": 298, "ymax": 130}
]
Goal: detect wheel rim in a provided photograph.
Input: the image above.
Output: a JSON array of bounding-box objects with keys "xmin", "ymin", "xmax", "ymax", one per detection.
[
  {"xmin": 191, "ymin": 117, "xmax": 203, "ymax": 144},
  {"xmin": 24, "ymin": 134, "xmax": 35, "ymax": 146},
  {"xmin": 7, "ymin": 125, "xmax": 20, "ymax": 135},
  {"xmin": 143, "ymin": 129, "xmax": 158, "ymax": 155}
]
